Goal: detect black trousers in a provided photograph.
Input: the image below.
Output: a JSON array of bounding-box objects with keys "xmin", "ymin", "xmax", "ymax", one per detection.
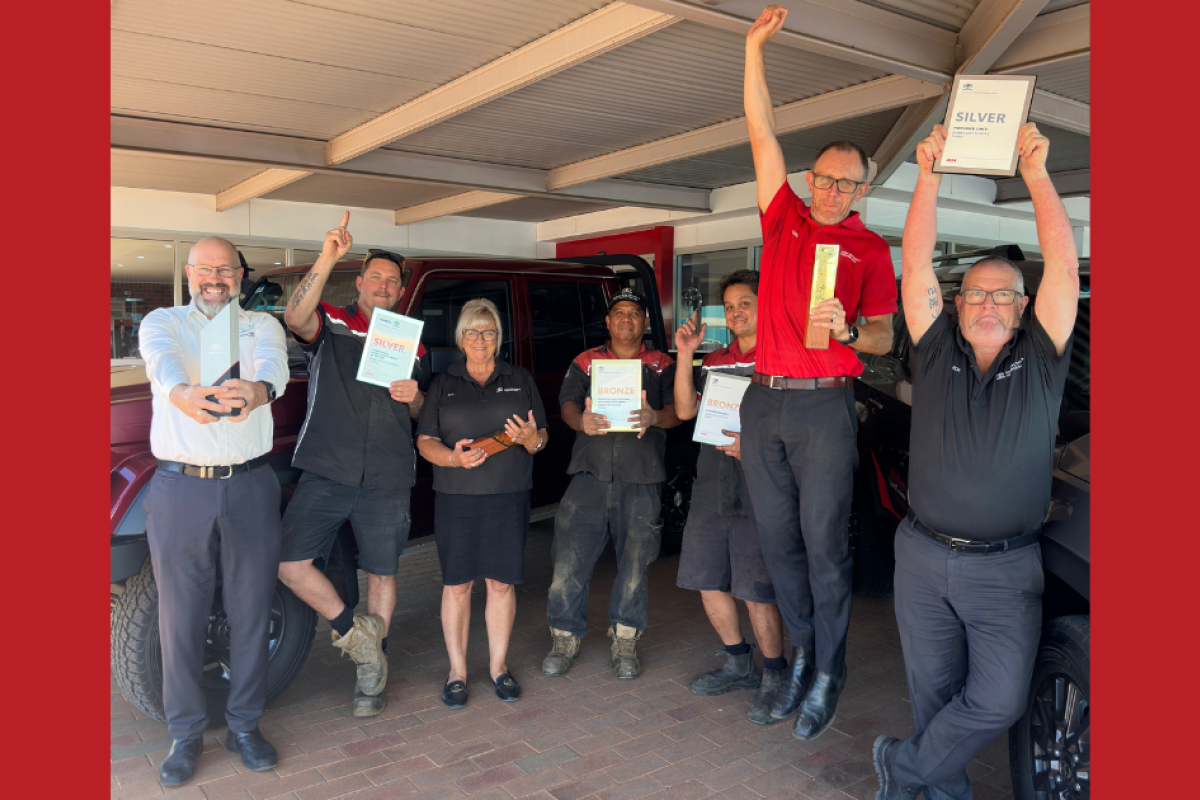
[
  {"xmin": 891, "ymin": 518, "xmax": 1044, "ymax": 799},
  {"xmin": 739, "ymin": 383, "xmax": 858, "ymax": 674},
  {"xmin": 547, "ymin": 473, "xmax": 663, "ymax": 637},
  {"xmin": 144, "ymin": 465, "xmax": 282, "ymax": 740}
]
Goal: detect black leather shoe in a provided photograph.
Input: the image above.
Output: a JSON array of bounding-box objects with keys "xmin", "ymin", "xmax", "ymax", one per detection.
[
  {"xmin": 159, "ymin": 735, "xmax": 204, "ymax": 787},
  {"xmin": 793, "ymin": 663, "xmax": 848, "ymax": 741},
  {"xmin": 872, "ymin": 735, "xmax": 922, "ymax": 800},
  {"xmin": 769, "ymin": 651, "xmax": 814, "ymax": 719},
  {"xmin": 441, "ymin": 679, "xmax": 468, "ymax": 709},
  {"xmin": 490, "ymin": 672, "xmax": 521, "ymax": 702},
  {"xmin": 225, "ymin": 728, "xmax": 277, "ymax": 772}
]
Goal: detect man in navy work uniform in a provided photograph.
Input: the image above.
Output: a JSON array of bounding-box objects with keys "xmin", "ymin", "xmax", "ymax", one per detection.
[
  {"xmin": 741, "ymin": 4, "xmax": 899, "ymax": 741},
  {"xmin": 139, "ymin": 236, "xmax": 289, "ymax": 786},
  {"xmin": 278, "ymin": 212, "xmax": 429, "ymax": 718},
  {"xmin": 673, "ymin": 269, "xmax": 786, "ymax": 725},
  {"xmin": 872, "ymin": 123, "xmax": 1079, "ymax": 800},
  {"xmin": 543, "ymin": 288, "xmax": 680, "ymax": 680}
]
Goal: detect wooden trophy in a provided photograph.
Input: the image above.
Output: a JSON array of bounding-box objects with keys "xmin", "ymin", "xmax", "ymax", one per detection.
[
  {"xmin": 804, "ymin": 244, "xmax": 840, "ymax": 349},
  {"xmin": 468, "ymin": 429, "xmax": 516, "ymax": 456}
]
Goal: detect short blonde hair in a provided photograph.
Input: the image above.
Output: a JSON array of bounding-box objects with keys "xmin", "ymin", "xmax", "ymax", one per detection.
[{"xmin": 455, "ymin": 298, "xmax": 503, "ymax": 352}]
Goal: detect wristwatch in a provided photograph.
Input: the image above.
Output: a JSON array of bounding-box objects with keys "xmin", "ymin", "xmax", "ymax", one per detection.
[
  {"xmin": 259, "ymin": 381, "xmax": 277, "ymax": 403},
  {"xmin": 840, "ymin": 324, "xmax": 859, "ymax": 346}
]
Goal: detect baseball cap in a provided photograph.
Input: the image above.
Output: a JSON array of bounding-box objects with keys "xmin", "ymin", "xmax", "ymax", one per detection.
[{"xmin": 607, "ymin": 288, "xmax": 649, "ymax": 314}]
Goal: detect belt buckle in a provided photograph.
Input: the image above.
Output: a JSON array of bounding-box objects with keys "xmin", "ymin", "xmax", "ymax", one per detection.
[
  {"xmin": 218, "ymin": 465, "xmax": 234, "ymax": 480},
  {"xmin": 948, "ymin": 537, "xmax": 972, "ymax": 552},
  {"xmin": 770, "ymin": 375, "xmax": 785, "ymax": 390}
]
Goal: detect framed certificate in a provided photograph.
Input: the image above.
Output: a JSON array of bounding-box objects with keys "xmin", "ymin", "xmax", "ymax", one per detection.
[
  {"xmin": 590, "ymin": 359, "xmax": 642, "ymax": 433},
  {"xmin": 934, "ymin": 75, "xmax": 1037, "ymax": 177},
  {"xmin": 356, "ymin": 308, "xmax": 424, "ymax": 388},
  {"xmin": 693, "ymin": 372, "xmax": 751, "ymax": 447}
]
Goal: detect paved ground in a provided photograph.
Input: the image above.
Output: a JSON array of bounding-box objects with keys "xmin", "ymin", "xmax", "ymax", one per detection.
[{"xmin": 111, "ymin": 520, "xmax": 1017, "ymax": 800}]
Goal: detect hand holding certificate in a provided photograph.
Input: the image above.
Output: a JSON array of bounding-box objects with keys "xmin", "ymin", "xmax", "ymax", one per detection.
[
  {"xmin": 356, "ymin": 308, "xmax": 424, "ymax": 387},
  {"xmin": 590, "ymin": 359, "xmax": 643, "ymax": 434},
  {"xmin": 934, "ymin": 75, "xmax": 1036, "ymax": 177},
  {"xmin": 693, "ymin": 372, "xmax": 751, "ymax": 447}
]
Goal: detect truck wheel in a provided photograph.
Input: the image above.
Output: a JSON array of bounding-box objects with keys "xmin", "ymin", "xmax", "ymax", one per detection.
[
  {"xmin": 1008, "ymin": 615, "xmax": 1090, "ymax": 800},
  {"xmin": 111, "ymin": 560, "xmax": 317, "ymax": 722},
  {"xmin": 659, "ymin": 464, "xmax": 693, "ymax": 557},
  {"xmin": 849, "ymin": 465, "xmax": 896, "ymax": 597}
]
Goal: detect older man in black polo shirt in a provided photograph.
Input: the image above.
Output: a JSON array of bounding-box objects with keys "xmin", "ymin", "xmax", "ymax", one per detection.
[
  {"xmin": 542, "ymin": 289, "xmax": 680, "ymax": 680},
  {"xmin": 278, "ymin": 212, "xmax": 428, "ymax": 718},
  {"xmin": 871, "ymin": 124, "xmax": 1079, "ymax": 800}
]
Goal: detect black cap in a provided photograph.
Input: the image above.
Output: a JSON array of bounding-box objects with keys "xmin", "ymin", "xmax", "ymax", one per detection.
[{"xmin": 607, "ymin": 288, "xmax": 649, "ymax": 314}]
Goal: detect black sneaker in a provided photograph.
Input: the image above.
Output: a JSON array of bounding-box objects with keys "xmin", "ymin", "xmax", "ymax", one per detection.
[
  {"xmin": 441, "ymin": 680, "xmax": 468, "ymax": 709},
  {"xmin": 490, "ymin": 672, "xmax": 521, "ymax": 702}
]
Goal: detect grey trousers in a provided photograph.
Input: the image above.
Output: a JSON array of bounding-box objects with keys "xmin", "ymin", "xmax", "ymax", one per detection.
[
  {"xmin": 891, "ymin": 517, "xmax": 1044, "ymax": 800},
  {"xmin": 144, "ymin": 465, "xmax": 282, "ymax": 740}
]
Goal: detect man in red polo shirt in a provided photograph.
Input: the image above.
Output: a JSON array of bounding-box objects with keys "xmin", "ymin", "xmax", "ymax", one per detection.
[{"xmin": 740, "ymin": 4, "xmax": 898, "ymax": 742}]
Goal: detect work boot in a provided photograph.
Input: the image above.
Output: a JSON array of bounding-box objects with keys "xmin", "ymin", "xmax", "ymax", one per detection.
[
  {"xmin": 608, "ymin": 623, "xmax": 642, "ymax": 679},
  {"xmin": 331, "ymin": 613, "xmax": 387, "ymax": 717},
  {"xmin": 748, "ymin": 665, "xmax": 786, "ymax": 725},
  {"xmin": 770, "ymin": 651, "xmax": 814, "ymax": 719},
  {"xmin": 794, "ymin": 662, "xmax": 848, "ymax": 741},
  {"xmin": 542, "ymin": 627, "xmax": 581, "ymax": 676},
  {"xmin": 690, "ymin": 647, "xmax": 760, "ymax": 696},
  {"xmin": 872, "ymin": 735, "xmax": 921, "ymax": 800}
]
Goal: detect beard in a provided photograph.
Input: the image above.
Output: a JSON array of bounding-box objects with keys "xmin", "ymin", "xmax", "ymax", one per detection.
[{"xmin": 194, "ymin": 284, "xmax": 235, "ymax": 317}]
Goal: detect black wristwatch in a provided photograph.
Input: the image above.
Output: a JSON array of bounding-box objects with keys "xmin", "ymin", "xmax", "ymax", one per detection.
[
  {"xmin": 841, "ymin": 324, "xmax": 859, "ymax": 345},
  {"xmin": 259, "ymin": 381, "xmax": 277, "ymax": 403}
]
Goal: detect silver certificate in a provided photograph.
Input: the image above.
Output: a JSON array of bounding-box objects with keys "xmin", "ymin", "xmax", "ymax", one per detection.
[{"xmin": 934, "ymin": 75, "xmax": 1037, "ymax": 178}]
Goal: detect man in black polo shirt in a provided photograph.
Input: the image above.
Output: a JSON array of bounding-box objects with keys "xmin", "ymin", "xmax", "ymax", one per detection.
[
  {"xmin": 278, "ymin": 212, "xmax": 429, "ymax": 718},
  {"xmin": 542, "ymin": 289, "xmax": 680, "ymax": 680},
  {"xmin": 871, "ymin": 124, "xmax": 1079, "ymax": 800}
]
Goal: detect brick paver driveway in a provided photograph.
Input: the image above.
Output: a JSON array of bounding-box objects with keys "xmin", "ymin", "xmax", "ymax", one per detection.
[{"xmin": 111, "ymin": 520, "xmax": 1016, "ymax": 800}]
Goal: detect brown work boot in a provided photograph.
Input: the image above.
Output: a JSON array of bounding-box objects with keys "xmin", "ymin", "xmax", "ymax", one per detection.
[
  {"xmin": 608, "ymin": 623, "xmax": 642, "ymax": 679},
  {"xmin": 331, "ymin": 614, "xmax": 387, "ymax": 717},
  {"xmin": 542, "ymin": 627, "xmax": 581, "ymax": 676}
]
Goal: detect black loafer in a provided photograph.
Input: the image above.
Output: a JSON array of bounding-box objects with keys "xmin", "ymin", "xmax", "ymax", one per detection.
[
  {"xmin": 159, "ymin": 735, "xmax": 204, "ymax": 787},
  {"xmin": 225, "ymin": 728, "xmax": 277, "ymax": 772},
  {"xmin": 490, "ymin": 672, "xmax": 521, "ymax": 702},
  {"xmin": 441, "ymin": 680, "xmax": 468, "ymax": 709}
]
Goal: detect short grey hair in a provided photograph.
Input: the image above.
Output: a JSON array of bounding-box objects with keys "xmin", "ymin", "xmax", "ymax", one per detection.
[
  {"xmin": 963, "ymin": 256, "xmax": 1025, "ymax": 296},
  {"xmin": 186, "ymin": 236, "xmax": 238, "ymax": 268},
  {"xmin": 455, "ymin": 298, "xmax": 503, "ymax": 351}
]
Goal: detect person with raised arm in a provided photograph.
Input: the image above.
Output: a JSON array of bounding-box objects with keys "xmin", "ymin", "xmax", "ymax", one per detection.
[
  {"xmin": 739, "ymin": 4, "xmax": 899, "ymax": 742},
  {"xmin": 871, "ymin": 123, "xmax": 1079, "ymax": 800},
  {"xmin": 277, "ymin": 212, "xmax": 429, "ymax": 718}
]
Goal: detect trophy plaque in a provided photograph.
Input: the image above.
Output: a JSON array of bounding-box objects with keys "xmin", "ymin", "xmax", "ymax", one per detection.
[
  {"xmin": 199, "ymin": 301, "xmax": 241, "ymax": 417},
  {"xmin": 804, "ymin": 244, "xmax": 840, "ymax": 349},
  {"xmin": 469, "ymin": 429, "xmax": 516, "ymax": 456}
]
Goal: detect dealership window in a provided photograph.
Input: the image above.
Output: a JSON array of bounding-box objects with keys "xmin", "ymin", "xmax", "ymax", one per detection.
[
  {"xmin": 111, "ymin": 238, "xmax": 177, "ymax": 360},
  {"xmin": 675, "ymin": 248, "xmax": 755, "ymax": 351}
]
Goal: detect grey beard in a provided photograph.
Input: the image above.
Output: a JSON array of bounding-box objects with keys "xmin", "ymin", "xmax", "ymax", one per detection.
[{"xmin": 194, "ymin": 291, "xmax": 234, "ymax": 318}]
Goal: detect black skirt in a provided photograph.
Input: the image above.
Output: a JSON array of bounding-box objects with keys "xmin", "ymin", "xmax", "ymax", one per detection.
[{"xmin": 434, "ymin": 490, "xmax": 530, "ymax": 586}]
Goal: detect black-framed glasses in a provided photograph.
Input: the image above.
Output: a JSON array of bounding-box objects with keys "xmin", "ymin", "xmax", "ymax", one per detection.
[
  {"xmin": 462, "ymin": 329, "xmax": 499, "ymax": 342},
  {"xmin": 365, "ymin": 249, "xmax": 412, "ymax": 286},
  {"xmin": 189, "ymin": 263, "xmax": 238, "ymax": 279},
  {"xmin": 811, "ymin": 173, "xmax": 866, "ymax": 193},
  {"xmin": 961, "ymin": 289, "xmax": 1022, "ymax": 306}
]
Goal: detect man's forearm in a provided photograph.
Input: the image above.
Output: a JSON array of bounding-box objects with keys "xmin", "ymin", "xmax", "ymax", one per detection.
[
  {"xmin": 408, "ymin": 391, "xmax": 424, "ymax": 420},
  {"xmin": 848, "ymin": 318, "xmax": 893, "ymax": 356},
  {"xmin": 283, "ymin": 257, "xmax": 336, "ymax": 331},
  {"xmin": 1026, "ymin": 171, "xmax": 1079, "ymax": 277},
  {"xmin": 672, "ymin": 355, "xmax": 699, "ymax": 420},
  {"xmin": 743, "ymin": 43, "xmax": 775, "ymax": 144}
]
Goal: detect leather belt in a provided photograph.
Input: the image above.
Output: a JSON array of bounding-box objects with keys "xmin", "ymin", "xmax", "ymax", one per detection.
[
  {"xmin": 157, "ymin": 456, "xmax": 269, "ymax": 480},
  {"xmin": 906, "ymin": 509, "xmax": 1039, "ymax": 554},
  {"xmin": 751, "ymin": 373, "xmax": 849, "ymax": 390}
]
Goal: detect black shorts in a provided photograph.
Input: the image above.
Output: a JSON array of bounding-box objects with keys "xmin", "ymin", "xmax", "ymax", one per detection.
[
  {"xmin": 280, "ymin": 472, "xmax": 411, "ymax": 576},
  {"xmin": 676, "ymin": 505, "xmax": 776, "ymax": 604}
]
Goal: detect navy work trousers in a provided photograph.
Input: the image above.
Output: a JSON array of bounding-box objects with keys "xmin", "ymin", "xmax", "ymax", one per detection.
[
  {"xmin": 144, "ymin": 465, "xmax": 282, "ymax": 741},
  {"xmin": 739, "ymin": 382, "xmax": 858, "ymax": 674},
  {"xmin": 547, "ymin": 473, "xmax": 663, "ymax": 637}
]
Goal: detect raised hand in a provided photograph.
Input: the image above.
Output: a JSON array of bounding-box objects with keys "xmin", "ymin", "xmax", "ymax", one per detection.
[
  {"xmin": 322, "ymin": 210, "xmax": 353, "ymax": 261},
  {"xmin": 747, "ymin": 4, "xmax": 787, "ymax": 47},
  {"xmin": 1016, "ymin": 122, "xmax": 1049, "ymax": 179},
  {"xmin": 916, "ymin": 124, "xmax": 947, "ymax": 175},
  {"xmin": 675, "ymin": 315, "xmax": 707, "ymax": 354},
  {"xmin": 582, "ymin": 397, "xmax": 611, "ymax": 437},
  {"xmin": 629, "ymin": 390, "xmax": 659, "ymax": 440}
]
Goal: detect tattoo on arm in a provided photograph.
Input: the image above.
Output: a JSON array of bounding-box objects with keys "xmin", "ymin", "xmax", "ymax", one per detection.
[
  {"xmin": 290, "ymin": 273, "xmax": 318, "ymax": 309},
  {"xmin": 408, "ymin": 392, "xmax": 424, "ymax": 419},
  {"xmin": 927, "ymin": 287, "xmax": 941, "ymax": 319}
]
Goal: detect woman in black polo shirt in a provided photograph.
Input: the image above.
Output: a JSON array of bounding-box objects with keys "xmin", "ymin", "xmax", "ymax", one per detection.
[{"xmin": 416, "ymin": 298, "xmax": 549, "ymax": 709}]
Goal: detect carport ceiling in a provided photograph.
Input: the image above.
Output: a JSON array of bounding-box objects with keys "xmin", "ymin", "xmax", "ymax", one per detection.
[{"xmin": 110, "ymin": 0, "xmax": 1090, "ymax": 225}]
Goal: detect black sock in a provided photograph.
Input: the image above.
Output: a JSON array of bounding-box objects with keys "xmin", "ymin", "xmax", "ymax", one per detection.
[
  {"xmin": 381, "ymin": 637, "xmax": 388, "ymax": 654},
  {"xmin": 331, "ymin": 606, "xmax": 354, "ymax": 637},
  {"xmin": 725, "ymin": 640, "xmax": 751, "ymax": 656},
  {"xmin": 763, "ymin": 655, "xmax": 787, "ymax": 671}
]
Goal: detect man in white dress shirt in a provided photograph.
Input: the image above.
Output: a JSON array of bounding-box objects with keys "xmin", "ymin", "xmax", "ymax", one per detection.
[{"xmin": 138, "ymin": 236, "xmax": 290, "ymax": 787}]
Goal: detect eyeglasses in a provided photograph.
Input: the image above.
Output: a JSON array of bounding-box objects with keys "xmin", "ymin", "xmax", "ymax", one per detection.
[
  {"xmin": 189, "ymin": 264, "xmax": 237, "ymax": 279},
  {"xmin": 365, "ymin": 249, "xmax": 412, "ymax": 285},
  {"xmin": 961, "ymin": 289, "xmax": 1022, "ymax": 305},
  {"xmin": 811, "ymin": 173, "xmax": 866, "ymax": 194},
  {"xmin": 462, "ymin": 329, "xmax": 499, "ymax": 342}
]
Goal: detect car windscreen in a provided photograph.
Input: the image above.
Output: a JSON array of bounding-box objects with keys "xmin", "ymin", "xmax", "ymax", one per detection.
[{"xmin": 243, "ymin": 271, "xmax": 361, "ymax": 367}]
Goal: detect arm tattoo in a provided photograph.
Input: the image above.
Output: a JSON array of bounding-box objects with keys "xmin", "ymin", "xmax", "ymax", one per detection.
[
  {"xmin": 408, "ymin": 392, "xmax": 424, "ymax": 419},
  {"xmin": 289, "ymin": 273, "xmax": 319, "ymax": 309},
  {"xmin": 927, "ymin": 286, "xmax": 940, "ymax": 319}
]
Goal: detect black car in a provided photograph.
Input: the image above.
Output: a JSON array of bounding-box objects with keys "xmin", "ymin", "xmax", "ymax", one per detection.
[{"xmin": 849, "ymin": 245, "xmax": 1090, "ymax": 800}]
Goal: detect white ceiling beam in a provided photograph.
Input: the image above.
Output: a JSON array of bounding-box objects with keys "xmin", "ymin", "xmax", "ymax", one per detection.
[
  {"xmin": 994, "ymin": 168, "xmax": 1088, "ymax": 203},
  {"xmin": 869, "ymin": 94, "xmax": 949, "ymax": 189},
  {"xmin": 394, "ymin": 191, "xmax": 522, "ymax": 225},
  {"xmin": 214, "ymin": 168, "xmax": 311, "ymax": 212},
  {"xmin": 547, "ymin": 75, "xmax": 945, "ymax": 190},
  {"xmin": 957, "ymin": 0, "xmax": 1052, "ymax": 75},
  {"xmin": 1028, "ymin": 89, "xmax": 1089, "ymax": 136},
  {"xmin": 989, "ymin": 4, "xmax": 1090, "ymax": 73},
  {"xmin": 621, "ymin": 0, "xmax": 954, "ymax": 83},
  {"xmin": 325, "ymin": 2, "xmax": 677, "ymax": 166},
  {"xmin": 110, "ymin": 117, "xmax": 710, "ymax": 212}
]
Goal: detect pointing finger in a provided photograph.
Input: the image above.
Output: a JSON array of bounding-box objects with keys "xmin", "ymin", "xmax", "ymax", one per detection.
[{"xmin": 340, "ymin": 210, "xmax": 350, "ymax": 229}]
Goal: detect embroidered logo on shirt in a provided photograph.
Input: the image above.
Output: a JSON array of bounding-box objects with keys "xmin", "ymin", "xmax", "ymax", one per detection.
[
  {"xmin": 791, "ymin": 230, "xmax": 799, "ymax": 238},
  {"xmin": 995, "ymin": 358, "xmax": 1025, "ymax": 381},
  {"xmin": 841, "ymin": 251, "xmax": 860, "ymax": 264},
  {"xmin": 497, "ymin": 387, "xmax": 521, "ymax": 393},
  {"xmin": 952, "ymin": 365, "xmax": 961, "ymax": 372}
]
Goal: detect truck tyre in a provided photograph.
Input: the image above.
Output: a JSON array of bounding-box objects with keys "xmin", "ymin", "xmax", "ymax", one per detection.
[
  {"xmin": 849, "ymin": 464, "xmax": 896, "ymax": 597},
  {"xmin": 1008, "ymin": 615, "xmax": 1090, "ymax": 800},
  {"xmin": 660, "ymin": 464, "xmax": 693, "ymax": 557},
  {"xmin": 111, "ymin": 560, "xmax": 317, "ymax": 722}
]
